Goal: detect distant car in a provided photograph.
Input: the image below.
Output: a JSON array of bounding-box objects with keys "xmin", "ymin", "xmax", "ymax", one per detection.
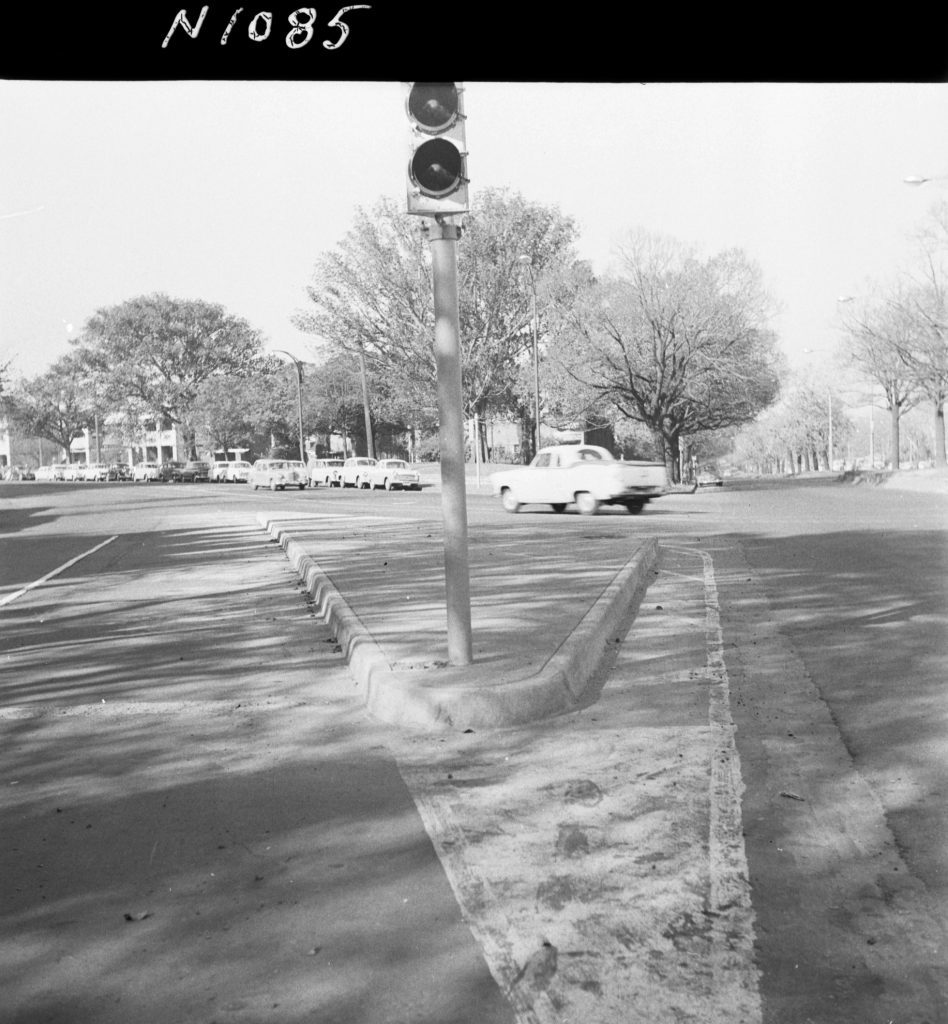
[
  {"xmin": 133, "ymin": 461, "xmax": 161, "ymax": 482},
  {"xmin": 225, "ymin": 460, "xmax": 252, "ymax": 483},
  {"xmin": 107, "ymin": 463, "xmax": 133, "ymax": 481},
  {"xmin": 696, "ymin": 471, "xmax": 723, "ymax": 487},
  {"xmin": 366, "ymin": 458, "xmax": 421, "ymax": 491},
  {"xmin": 171, "ymin": 461, "xmax": 210, "ymax": 483},
  {"xmin": 341, "ymin": 457, "xmax": 377, "ymax": 489},
  {"xmin": 83, "ymin": 462, "xmax": 110, "ymax": 482},
  {"xmin": 157, "ymin": 461, "xmax": 185, "ymax": 482},
  {"xmin": 7, "ymin": 465, "xmax": 35, "ymax": 481},
  {"xmin": 248, "ymin": 458, "xmax": 307, "ymax": 491},
  {"xmin": 308, "ymin": 458, "xmax": 345, "ymax": 487},
  {"xmin": 62, "ymin": 463, "xmax": 85, "ymax": 481},
  {"xmin": 208, "ymin": 461, "xmax": 230, "ymax": 483},
  {"xmin": 491, "ymin": 444, "xmax": 667, "ymax": 516},
  {"xmin": 34, "ymin": 465, "xmax": 59, "ymax": 481}
]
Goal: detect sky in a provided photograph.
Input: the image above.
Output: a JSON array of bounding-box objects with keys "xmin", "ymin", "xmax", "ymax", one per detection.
[{"xmin": 2, "ymin": 80, "xmax": 947, "ymax": 383}]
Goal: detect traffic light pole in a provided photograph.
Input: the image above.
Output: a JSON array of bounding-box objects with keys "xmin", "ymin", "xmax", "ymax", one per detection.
[{"xmin": 426, "ymin": 216, "xmax": 473, "ymax": 665}]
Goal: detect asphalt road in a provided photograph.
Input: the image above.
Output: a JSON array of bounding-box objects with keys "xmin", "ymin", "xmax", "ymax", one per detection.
[{"xmin": 1, "ymin": 475, "xmax": 946, "ymax": 1023}]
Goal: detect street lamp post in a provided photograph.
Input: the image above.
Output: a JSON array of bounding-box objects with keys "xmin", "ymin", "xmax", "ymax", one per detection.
[
  {"xmin": 272, "ymin": 349, "xmax": 306, "ymax": 464},
  {"xmin": 517, "ymin": 255, "xmax": 541, "ymax": 457}
]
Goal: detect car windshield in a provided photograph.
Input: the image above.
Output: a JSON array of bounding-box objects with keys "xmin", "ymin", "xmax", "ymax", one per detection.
[{"xmin": 387, "ymin": 461, "xmax": 408, "ymax": 469}]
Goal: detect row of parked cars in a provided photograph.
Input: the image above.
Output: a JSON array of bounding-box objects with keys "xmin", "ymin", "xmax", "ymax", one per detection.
[
  {"xmin": 24, "ymin": 456, "xmax": 423, "ymax": 492},
  {"xmin": 34, "ymin": 462, "xmax": 133, "ymax": 482},
  {"xmin": 253, "ymin": 457, "xmax": 422, "ymax": 491}
]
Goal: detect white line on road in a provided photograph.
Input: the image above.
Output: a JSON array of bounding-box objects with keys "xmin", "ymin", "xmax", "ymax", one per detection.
[
  {"xmin": 667, "ymin": 544, "xmax": 763, "ymax": 1022},
  {"xmin": 0, "ymin": 536, "xmax": 118, "ymax": 608}
]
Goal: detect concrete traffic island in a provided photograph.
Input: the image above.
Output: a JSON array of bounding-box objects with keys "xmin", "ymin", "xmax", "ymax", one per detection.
[{"xmin": 257, "ymin": 512, "xmax": 661, "ymax": 730}]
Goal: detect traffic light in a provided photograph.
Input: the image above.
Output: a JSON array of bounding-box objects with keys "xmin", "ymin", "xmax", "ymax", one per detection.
[{"xmin": 405, "ymin": 82, "xmax": 469, "ymax": 217}]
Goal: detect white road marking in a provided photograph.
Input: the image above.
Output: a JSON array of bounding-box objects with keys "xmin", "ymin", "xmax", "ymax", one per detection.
[
  {"xmin": 0, "ymin": 535, "xmax": 118, "ymax": 608},
  {"xmin": 669, "ymin": 544, "xmax": 763, "ymax": 1021},
  {"xmin": 396, "ymin": 543, "xmax": 764, "ymax": 1023}
]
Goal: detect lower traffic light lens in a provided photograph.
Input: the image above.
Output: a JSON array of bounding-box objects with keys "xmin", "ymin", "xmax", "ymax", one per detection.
[{"xmin": 410, "ymin": 138, "xmax": 463, "ymax": 197}]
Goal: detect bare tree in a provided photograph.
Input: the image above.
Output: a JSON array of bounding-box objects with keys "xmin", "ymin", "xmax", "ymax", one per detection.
[
  {"xmin": 548, "ymin": 232, "xmax": 782, "ymax": 482},
  {"xmin": 839, "ymin": 292, "xmax": 924, "ymax": 470}
]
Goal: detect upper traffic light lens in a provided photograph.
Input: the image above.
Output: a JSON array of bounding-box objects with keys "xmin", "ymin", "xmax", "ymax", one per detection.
[
  {"xmin": 410, "ymin": 138, "xmax": 464, "ymax": 197},
  {"xmin": 408, "ymin": 83, "xmax": 460, "ymax": 134}
]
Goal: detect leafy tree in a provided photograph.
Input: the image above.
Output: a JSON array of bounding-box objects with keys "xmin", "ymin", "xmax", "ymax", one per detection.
[
  {"xmin": 547, "ymin": 231, "xmax": 782, "ymax": 482},
  {"xmin": 77, "ymin": 293, "xmax": 266, "ymax": 458},
  {"xmin": 293, "ymin": 189, "xmax": 579, "ymax": 462},
  {"xmin": 2, "ymin": 352, "xmax": 95, "ymax": 458}
]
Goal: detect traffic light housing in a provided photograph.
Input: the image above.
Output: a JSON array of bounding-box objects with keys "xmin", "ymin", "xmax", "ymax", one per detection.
[{"xmin": 405, "ymin": 82, "xmax": 469, "ymax": 217}]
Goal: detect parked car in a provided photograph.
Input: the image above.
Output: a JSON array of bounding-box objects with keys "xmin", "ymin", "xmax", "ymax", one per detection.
[
  {"xmin": 208, "ymin": 461, "xmax": 230, "ymax": 483},
  {"xmin": 6, "ymin": 464, "xmax": 35, "ymax": 481},
  {"xmin": 157, "ymin": 461, "xmax": 185, "ymax": 482},
  {"xmin": 34, "ymin": 465, "xmax": 59, "ymax": 481},
  {"xmin": 62, "ymin": 463, "xmax": 85, "ymax": 481},
  {"xmin": 133, "ymin": 461, "xmax": 161, "ymax": 482},
  {"xmin": 107, "ymin": 463, "xmax": 133, "ymax": 481},
  {"xmin": 366, "ymin": 458, "xmax": 421, "ymax": 491},
  {"xmin": 341, "ymin": 457, "xmax": 378, "ymax": 489},
  {"xmin": 225, "ymin": 460, "xmax": 252, "ymax": 483},
  {"xmin": 248, "ymin": 458, "xmax": 307, "ymax": 491},
  {"xmin": 83, "ymin": 462, "xmax": 110, "ymax": 481},
  {"xmin": 491, "ymin": 444, "xmax": 667, "ymax": 516},
  {"xmin": 696, "ymin": 471, "xmax": 723, "ymax": 487},
  {"xmin": 171, "ymin": 460, "xmax": 210, "ymax": 483},
  {"xmin": 308, "ymin": 458, "xmax": 345, "ymax": 487}
]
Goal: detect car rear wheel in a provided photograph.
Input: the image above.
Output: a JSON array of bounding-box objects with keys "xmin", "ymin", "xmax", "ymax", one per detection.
[
  {"xmin": 551, "ymin": 503, "xmax": 566, "ymax": 513},
  {"xmin": 270, "ymin": 480, "xmax": 278, "ymax": 491},
  {"xmin": 385, "ymin": 478, "xmax": 395, "ymax": 490},
  {"xmin": 623, "ymin": 499, "xmax": 645, "ymax": 514},
  {"xmin": 500, "ymin": 488, "xmax": 521, "ymax": 514},
  {"xmin": 575, "ymin": 491, "xmax": 599, "ymax": 516}
]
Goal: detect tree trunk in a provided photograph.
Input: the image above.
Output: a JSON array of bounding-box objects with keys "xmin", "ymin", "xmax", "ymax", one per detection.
[
  {"xmin": 935, "ymin": 397, "xmax": 947, "ymax": 466},
  {"xmin": 890, "ymin": 403, "xmax": 901, "ymax": 470},
  {"xmin": 661, "ymin": 432, "xmax": 681, "ymax": 484}
]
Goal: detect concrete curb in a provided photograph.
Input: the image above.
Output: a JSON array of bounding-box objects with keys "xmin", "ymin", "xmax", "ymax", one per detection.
[{"xmin": 258, "ymin": 512, "xmax": 661, "ymax": 731}]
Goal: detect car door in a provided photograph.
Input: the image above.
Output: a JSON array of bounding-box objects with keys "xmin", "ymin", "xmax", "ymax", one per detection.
[
  {"xmin": 525, "ymin": 452, "xmax": 556, "ymax": 502},
  {"xmin": 548, "ymin": 451, "xmax": 575, "ymax": 503}
]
